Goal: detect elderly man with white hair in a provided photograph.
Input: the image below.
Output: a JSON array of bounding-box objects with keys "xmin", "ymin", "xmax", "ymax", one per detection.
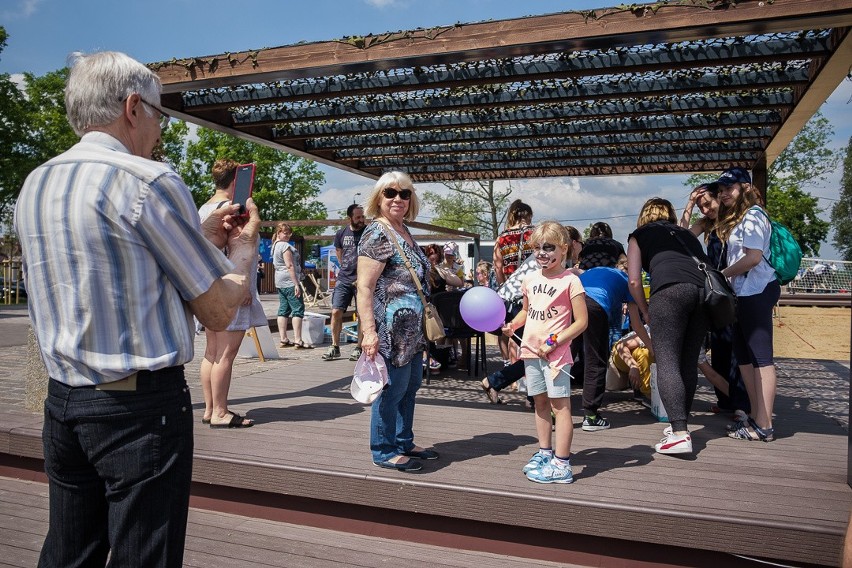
[{"xmin": 15, "ymin": 51, "xmax": 261, "ymax": 567}]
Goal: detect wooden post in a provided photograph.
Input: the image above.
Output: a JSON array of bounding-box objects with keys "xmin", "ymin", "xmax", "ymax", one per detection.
[
  {"xmin": 752, "ymin": 156, "xmax": 768, "ymax": 205},
  {"xmin": 245, "ymin": 327, "xmax": 265, "ymax": 362}
]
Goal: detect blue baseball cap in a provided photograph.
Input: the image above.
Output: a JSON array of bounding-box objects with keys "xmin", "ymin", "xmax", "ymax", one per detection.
[{"xmin": 716, "ymin": 167, "xmax": 751, "ymax": 185}]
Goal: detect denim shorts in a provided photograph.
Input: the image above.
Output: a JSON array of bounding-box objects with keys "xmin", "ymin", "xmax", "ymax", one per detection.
[
  {"xmin": 524, "ymin": 358, "xmax": 571, "ymax": 398},
  {"xmin": 332, "ymin": 281, "xmax": 357, "ymax": 311}
]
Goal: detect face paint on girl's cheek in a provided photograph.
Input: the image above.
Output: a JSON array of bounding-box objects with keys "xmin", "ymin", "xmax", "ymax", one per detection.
[
  {"xmin": 534, "ymin": 242, "xmax": 563, "ymax": 269},
  {"xmin": 535, "ymin": 251, "xmax": 559, "ymax": 268}
]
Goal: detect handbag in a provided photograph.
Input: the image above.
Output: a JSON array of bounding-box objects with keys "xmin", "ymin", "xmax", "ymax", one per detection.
[
  {"xmin": 376, "ymin": 219, "xmax": 446, "ymax": 341},
  {"xmin": 670, "ymin": 229, "xmax": 737, "ymax": 330}
]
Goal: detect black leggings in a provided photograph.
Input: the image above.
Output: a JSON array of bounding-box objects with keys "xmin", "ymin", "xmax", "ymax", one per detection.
[{"xmin": 649, "ymin": 283, "xmax": 708, "ymax": 432}]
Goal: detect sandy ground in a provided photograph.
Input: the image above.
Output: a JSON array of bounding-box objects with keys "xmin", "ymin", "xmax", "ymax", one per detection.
[
  {"xmin": 773, "ymin": 306, "xmax": 850, "ymax": 361},
  {"xmin": 479, "ymin": 305, "xmax": 850, "ymax": 361}
]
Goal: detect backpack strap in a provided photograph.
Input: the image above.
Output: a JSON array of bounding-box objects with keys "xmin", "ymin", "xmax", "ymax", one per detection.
[{"xmin": 747, "ymin": 206, "xmax": 773, "ymax": 267}]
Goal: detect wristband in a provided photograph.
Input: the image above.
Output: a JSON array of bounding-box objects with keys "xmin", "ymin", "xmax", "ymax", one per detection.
[{"xmin": 545, "ymin": 333, "xmax": 559, "ymax": 347}]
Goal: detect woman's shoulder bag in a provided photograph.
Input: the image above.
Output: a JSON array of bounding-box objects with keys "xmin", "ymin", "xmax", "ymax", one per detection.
[
  {"xmin": 670, "ymin": 229, "xmax": 737, "ymax": 330},
  {"xmin": 376, "ymin": 219, "xmax": 446, "ymax": 341}
]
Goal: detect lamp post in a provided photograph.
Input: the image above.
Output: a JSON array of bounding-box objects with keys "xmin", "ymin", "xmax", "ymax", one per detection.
[{"xmin": 353, "ymin": 192, "xmax": 361, "ymax": 204}]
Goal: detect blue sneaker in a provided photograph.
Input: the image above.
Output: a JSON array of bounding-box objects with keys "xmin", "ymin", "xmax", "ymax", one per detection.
[
  {"xmin": 526, "ymin": 461, "xmax": 574, "ymax": 484},
  {"xmin": 522, "ymin": 450, "xmax": 552, "ymax": 474}
]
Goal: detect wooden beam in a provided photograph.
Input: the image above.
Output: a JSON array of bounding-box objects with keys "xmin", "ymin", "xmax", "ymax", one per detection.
[
  {"xmin": 154, "ymin": 0, "xmax": 852, "ymax": 93},
  {"xmin": 178, "ymin": 35, "xmax": 828, "ymax": 109},
  {"xmin": 762, "ymin": 28, "xmax": 852, "ymax": 168},
  {"xmin": 160, "ymin": 106, "xmax": 378, "ymax": 182},
  {"xmin": 408, "ymin": 161, "xmax": 742, "ymax": 182}
]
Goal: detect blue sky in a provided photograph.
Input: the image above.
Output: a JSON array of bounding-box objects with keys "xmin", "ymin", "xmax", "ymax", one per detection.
[{"xmin": 2, "ymin": 0, "xmax": 850, "ymax": 258}]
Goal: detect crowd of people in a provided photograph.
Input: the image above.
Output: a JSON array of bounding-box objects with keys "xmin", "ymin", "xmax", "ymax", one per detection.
[{"xmin": 13, "ymin": 48, "xmax": 789, "ymax": 565}]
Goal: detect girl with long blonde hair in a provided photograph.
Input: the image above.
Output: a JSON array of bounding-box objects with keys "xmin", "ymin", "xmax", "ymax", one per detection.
[{"xmin": 714, "ymin": 167, "xmax": 779, "ymax": 443}]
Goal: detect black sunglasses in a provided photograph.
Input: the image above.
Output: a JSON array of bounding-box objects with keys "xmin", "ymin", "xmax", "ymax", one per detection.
[{"xmin": 382, "ymin": 187, "xmax": 412, "ymax": 200}]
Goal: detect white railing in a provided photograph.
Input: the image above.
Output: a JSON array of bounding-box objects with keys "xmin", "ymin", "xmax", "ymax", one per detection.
[{"xmin": 786, "ymin": 257, "xmax": 851, "ymax": 294}]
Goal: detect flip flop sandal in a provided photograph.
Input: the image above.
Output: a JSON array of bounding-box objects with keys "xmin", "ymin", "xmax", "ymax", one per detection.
[
  {"xmin": 294, "ymin": 342, "xmax": 314, "ymax": 349},
  {"xmin": 279, "ymin": 340, "xmax": 294, "ymax": 348},
  {"xmin": 210, "ymin": 412, "xmax": 254, "ymax": 429}
]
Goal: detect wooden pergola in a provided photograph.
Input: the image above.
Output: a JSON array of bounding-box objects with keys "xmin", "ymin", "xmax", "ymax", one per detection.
[{"xmin": 151, "ymin": 0, "xmax": 852, "ymax": 192}]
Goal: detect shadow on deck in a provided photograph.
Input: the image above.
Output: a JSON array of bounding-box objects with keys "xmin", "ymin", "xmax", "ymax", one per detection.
[{"xmin": 0, "ymin": 339, "xmax": 849, "ymax": 567}]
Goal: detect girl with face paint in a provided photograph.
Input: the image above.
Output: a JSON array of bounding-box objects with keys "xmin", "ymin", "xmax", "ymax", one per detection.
[{"xmin": 501, "ymin": 221, "xmax": 588, "ymax": 484}]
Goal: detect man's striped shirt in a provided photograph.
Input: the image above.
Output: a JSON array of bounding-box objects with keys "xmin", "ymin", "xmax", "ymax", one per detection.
[{"xmin": 14, "ymin": 132, "xmax": 233, "ymax": 386}]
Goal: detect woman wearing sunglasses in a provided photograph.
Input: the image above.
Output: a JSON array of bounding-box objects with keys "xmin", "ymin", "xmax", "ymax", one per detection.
[{"xmin": 356, "ymin": 171, "xmax": 439, "ymax": 472}]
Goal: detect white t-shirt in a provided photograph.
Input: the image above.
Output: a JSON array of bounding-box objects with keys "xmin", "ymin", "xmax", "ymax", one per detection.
[{"xmin": 726, "ymin": 207, "xmax": 776, "ymax": 297}]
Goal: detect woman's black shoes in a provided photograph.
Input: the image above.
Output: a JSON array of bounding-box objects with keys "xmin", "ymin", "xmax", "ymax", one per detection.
[
  {"xmin": 374, "ymin": 458, "xmax": 423, "ymax": 472},
  {"xmin": 403, "ymin": 448, "xmax": 439, "ymax": 460}
]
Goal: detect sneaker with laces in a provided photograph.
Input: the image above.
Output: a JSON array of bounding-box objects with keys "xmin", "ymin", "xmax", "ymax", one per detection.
[
  {"xmin": 526, "ymin": 461, "xmax": 574, "ymax": 484},
  {"xmin": 582, "ymin": 414, "xmax": 611, "ymax": 432},
  {"xmin": 655, "ymin": 431, "xmax": 693, "ymax": 455},
  {"xmin": 522, "ymin": 450, "xmax": 552, "ymax": 474},
  {"xmin": 322, "ymin": 345, "xmax": 340, "ymax": 361},
  {"xmin": 349, "ymin": 346, "xmax": 363, "ymax": 361}
]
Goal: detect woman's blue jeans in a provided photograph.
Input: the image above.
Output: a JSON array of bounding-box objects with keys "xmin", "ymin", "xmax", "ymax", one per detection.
[
  {"xmin": 370, "ymin": 352, "xmax": 423, "ymax": 463},
  {"xmin": 38, "ymin": 367, "xmax": 194, "ymax": 568}
]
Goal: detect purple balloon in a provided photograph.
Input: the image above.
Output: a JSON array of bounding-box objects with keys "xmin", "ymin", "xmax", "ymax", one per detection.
[{"xmin": 460, "ymin": 286, "xmax": 506, "ymax": 332}]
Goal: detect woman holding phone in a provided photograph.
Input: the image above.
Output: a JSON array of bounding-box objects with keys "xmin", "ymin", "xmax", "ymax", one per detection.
[{"xmin": 197, "ymin": 158, "xmax": 265, "ymax": 428}]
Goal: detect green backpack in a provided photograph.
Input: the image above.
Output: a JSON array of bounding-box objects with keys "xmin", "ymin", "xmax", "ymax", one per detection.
[{"xmin": 751, "ymin": 207, "xmax": 802, "ymax": 285}]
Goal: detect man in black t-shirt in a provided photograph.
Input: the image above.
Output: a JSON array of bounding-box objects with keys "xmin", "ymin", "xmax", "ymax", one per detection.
[{"xmin": 322, "ymin": 204, "xmax": 366, "ymax": 361}]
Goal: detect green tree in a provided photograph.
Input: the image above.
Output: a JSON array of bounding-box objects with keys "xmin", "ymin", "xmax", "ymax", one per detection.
[
  {"xmin": 422, "ymin": 180, "xmax": 512, "ymax": 239},
  {"xmin": 21, "ymin": 69, "xmax": 77, "ymax": 161},
  {"xmin": 0, "ymin": 29, "xmax": 77, "ymax": 227},
  {"xmin": 0, "ymin": 28, "xmax": 35, "ymax": 218},
  {"xmin": 152, "ymin": 119, "xmax": 189, "ymax": 171},
  {"xmin": 830, "ymin": 137, "xmax": 852, "ymax": 261},
  {"xmin": 686, "ymin": 111, "xmax": 836, "ymax": 256},
  {"xmin": 173, "ymin": 128, "xmax": 327, "ymax": 232}
]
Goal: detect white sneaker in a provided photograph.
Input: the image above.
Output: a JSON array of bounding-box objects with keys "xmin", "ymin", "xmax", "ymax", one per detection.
[{"xmin": 655, "ymin": 432, "xmax": 692, "ymax": 455}]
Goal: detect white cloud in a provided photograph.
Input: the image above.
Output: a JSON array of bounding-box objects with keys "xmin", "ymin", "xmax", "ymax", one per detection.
[
  {"xmin": 1, "ymin": 0, "xmax": 42, "ymax": 19},
  {"xmin": 363, "ymin": 0, "xmax": 399, "ymax": 7},
  {"xmin": 9, "ymin": 73, "xmax": 26, "ymax": 89}
]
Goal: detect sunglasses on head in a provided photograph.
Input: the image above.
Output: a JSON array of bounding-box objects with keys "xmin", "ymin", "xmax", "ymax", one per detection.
[
  {"xmin": 533, "ymin": 243, "xmax": 557, "ymax": 253},
  {"xmin": 382, "ymin": 187, "xmax": 412, "ymax": 200}
]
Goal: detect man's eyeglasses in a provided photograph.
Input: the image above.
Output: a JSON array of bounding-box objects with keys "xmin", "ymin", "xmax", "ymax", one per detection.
[
  {"xmin": 382, "ymin": 187, "xmax": 412, "ymax": 200},
  {"xmin": 139, "ymin": 98, "xmax": 171, "ymax": 130}
]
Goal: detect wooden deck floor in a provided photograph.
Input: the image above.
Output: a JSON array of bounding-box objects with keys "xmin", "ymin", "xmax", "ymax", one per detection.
[
  {"xmin": 0, "ymin": 476, "xmax": 584, "ymax": 568},
  {"xmin": 0, "ymin": 336, "xmax": 849, "ymax": 567}
]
